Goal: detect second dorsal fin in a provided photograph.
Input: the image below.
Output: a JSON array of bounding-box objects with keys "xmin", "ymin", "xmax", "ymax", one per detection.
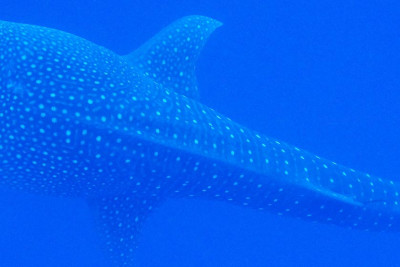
[{"xmin": 124, "ymin": 15, "xmax": 222, "ymax": 99}]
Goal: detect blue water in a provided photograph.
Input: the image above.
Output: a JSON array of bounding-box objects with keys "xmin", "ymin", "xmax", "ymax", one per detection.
[{"xmin": 1, "ymin": 1, "xmax": 400, "ymax": 266}]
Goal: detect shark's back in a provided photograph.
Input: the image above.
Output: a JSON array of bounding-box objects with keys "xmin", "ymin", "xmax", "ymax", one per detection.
[
  {"xmin": 1, "ymin": 17, "xmax": 400, "ymax": 267},
  {"xmin": 0, "ymin": 19, "xmax": 159, "ymax": 196}
]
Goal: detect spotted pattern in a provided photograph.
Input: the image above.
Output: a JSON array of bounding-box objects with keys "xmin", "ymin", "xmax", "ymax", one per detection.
[
  {"xmin": 125, "ymin": 16, "xmax": 222, "ymax": 99},
  {"xmin": 0, "ymin": 16, "xmax": 400, "ymax": 266}
]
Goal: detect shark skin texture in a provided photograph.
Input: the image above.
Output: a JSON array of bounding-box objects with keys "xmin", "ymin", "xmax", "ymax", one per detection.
[{"xmin": 0, "ymin": 15, "xmax": 400, "ymax": 266}]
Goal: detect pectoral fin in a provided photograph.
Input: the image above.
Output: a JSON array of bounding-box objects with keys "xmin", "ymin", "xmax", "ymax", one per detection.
[{"xmin": 88, "ymin": 194, "xmax": 164, "ymax": 266}]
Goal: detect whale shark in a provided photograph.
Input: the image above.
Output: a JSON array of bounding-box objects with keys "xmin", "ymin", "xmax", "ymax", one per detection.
[{"xmin": 0, "ymin": 15, "xmax": 399, "ymax": 266}]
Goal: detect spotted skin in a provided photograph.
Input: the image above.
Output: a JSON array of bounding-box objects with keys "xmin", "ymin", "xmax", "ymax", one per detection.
[
  {"xmin": 0, "ymin": 16, "xmax": 399, "ymax": 266},
  {"xmin": 125, "ymin": 16, "xmax": 221, "ymax": 99}
]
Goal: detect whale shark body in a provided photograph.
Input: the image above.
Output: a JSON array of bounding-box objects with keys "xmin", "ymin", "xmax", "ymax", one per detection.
[{"xmin": 0, "ymin": 16, "xmax": 399, "ymax": 266}]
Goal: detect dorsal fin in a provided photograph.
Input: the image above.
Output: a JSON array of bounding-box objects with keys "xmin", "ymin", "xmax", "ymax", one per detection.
[{"xmin": 124, "ymin": 15, "xmax": 222, "ymax": 99}]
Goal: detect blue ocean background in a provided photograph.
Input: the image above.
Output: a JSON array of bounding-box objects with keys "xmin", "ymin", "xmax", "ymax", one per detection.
[{"xmin": 1, "ymin": 1, "xmax": 400, "ymax": 266}]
